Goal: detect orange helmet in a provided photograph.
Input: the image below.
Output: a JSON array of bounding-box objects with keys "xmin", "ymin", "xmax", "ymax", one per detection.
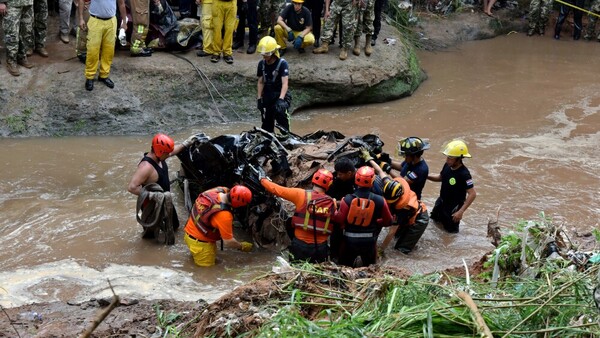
[
  {"xmin": 152, "ymin": 133, "xmax": 175, "ymax": 157},
  {"xmin": 355, "ymin": 166, "xmax": 375, "ymax": 188},
  {"xmin": 229, "ymin": 185, "xmax": 252, "ymax": 208},
  {"xmin": 312, "ymin": 168, "xmax": 334, "ymax": 191}
]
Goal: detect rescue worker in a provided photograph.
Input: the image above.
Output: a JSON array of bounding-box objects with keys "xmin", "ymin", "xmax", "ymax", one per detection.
[
  {"xmin": 260, "ymin": 169, "xmax": 337, "ymax": 263},
  {"xmin": 128, "ymin": 134, "xmax": 190, "ymax": 241},
  {"xmin": 385, "ymin": 137, "xmax": 430, "ymax": 200},
  {"xmin": 427, "ymin": 139, "xmax": 477, "ymax": 233},
  {"xmin": 210, "ymin": 0, "xmax": 237, "ymax": 63},
  {"xmin": 256, "ymin": 36, "xmax": 291, "ymax": 134},
  {"xmin": 129, "ymin": 0, "xmax": 154, "ymax": 56},
  {"xmin": 366, "ymin": 160, "xmax": 429, "ymax": 254},
  {"xmin": 183, "ymin": 185, "xmax": 254, "ymax": 266},
  {"xmin": 333, "ymin": 166, "xmax": 392, "ymax": 267},
  {"xmin": 274, "ymin": 0, "xmax": 315, "ymax": 55},
  {"xmin": 195, "ymin": 0, "xmax": 215, "ymax": 57}
]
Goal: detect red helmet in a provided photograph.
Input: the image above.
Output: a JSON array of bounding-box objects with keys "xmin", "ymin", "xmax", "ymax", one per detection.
[
  {"xmin": 312, "ymin": 168, "xmax": 334, "ymax": 191},
  {"xmin": 152, "ymin": 133, "xmax": 175, "ymax": 157},
  {"xmin": 229, "ymin": 185, "xmax": 252, "ymax": 208},
  {"xmin": 355, "ymin": 166, "xmax": 375, "ymax": 188}
]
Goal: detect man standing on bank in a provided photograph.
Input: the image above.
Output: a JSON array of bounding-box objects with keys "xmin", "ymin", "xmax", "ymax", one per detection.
[
  {"xmin": 79, "ymin": 0, "xmax": 127, "ymax": 91},
  {"xmin": 256, "ymin": 36, "xmax": 291, "ymax": 134}
]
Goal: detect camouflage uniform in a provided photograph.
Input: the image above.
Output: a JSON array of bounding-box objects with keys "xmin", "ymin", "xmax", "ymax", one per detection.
[
  {"xmin": 527, "ymin": 0, "xmax": 552, "ymax": 35},
  {"xmin": 320, "ymin": 0, "xmax": 357, "ymax": 49},
  {"xmin": 352, "ymin": 0, "xmax": 373, "ymax": 55},
  {"xmin": 258, "ymin": 0, "xmax": 285, "ymax": 34},
  {"xmin": 76, "ymin": 0, "xmax": 91, "ymax": 58},
  {"xmin": 2, "ymin": 0, "xmax": 34, "ymax": 64},
  {"xmin": 32, "ymin": 0, "xmax": 47, "ymax": 49},
  {"xmin": 584, "ymin": 0, "xmax": 600, "ymax": 40}
]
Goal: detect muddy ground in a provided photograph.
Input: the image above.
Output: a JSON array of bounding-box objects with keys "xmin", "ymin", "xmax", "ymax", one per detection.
[{"xmin": 0, "ymin": 7, "xmax": 531, "ymax": 338}]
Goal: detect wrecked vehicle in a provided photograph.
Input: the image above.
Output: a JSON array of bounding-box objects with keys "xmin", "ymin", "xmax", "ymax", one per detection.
[{"xmin": 175, "ymin": 128, "xmax": 388, "ymax": 249}]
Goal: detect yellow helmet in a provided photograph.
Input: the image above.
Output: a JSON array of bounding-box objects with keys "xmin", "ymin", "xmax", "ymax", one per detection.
[
  {"xmin": 292, "ymin": 0, "xmax": 304, "ymax": 3},
  {"xmin": 257, "ymin": 36, "xmax": 280, "ymax": 56},
  {"xmin": 442, "ymin": 139, "xmax": 471, "ymax": 158}
]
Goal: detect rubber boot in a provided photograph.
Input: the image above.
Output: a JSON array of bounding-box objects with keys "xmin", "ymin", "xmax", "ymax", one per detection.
[
  {"xmin": 339, "ymin": 48, "xmax": 348, "ymax": 60},
  {"xmin": 365, "ymin": 35, "xmax": 373, "ymax": 56},
  {"xmin": 352, "ymin": 36, "xmax": 360, "ymax": 56},
  {"xmin": 313, "ymin": 41, "xmax": 329, "ymax": 54}
]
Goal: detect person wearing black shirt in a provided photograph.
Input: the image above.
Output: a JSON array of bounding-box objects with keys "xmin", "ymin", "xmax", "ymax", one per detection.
[
  {"xmin": 427, "ymin": 140, "xmax": 476, "ymax": 233},
  {"xmin": 274, "ymin": 0, "xmax": 315, "ymax": 55}
]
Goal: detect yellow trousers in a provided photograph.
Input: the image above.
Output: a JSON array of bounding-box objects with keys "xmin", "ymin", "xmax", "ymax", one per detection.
[
  {"xmin": 184, "ymin": 233, "xmax": 217, "ymax": 267},
  {"xmin": 274, "ymin": 24, "xmax": 315, "ymax": 50},
  {"xmin": 212, "ymin": 0, "xmax": 236, "ymax": 56},
  {"xmin": 201, "ymin": 2, "xmax": 214, "ymax": 54},
  {"xmin": 85, "ymin": 16, "xmax": 117, "ymax": 80}
]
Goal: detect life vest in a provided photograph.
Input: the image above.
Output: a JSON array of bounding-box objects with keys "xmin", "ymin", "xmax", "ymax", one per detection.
[
  {"xmin": 344, "ymin": 192, "xmax": 381, "ymax": 233},
  {"xmin": 190, "ymin": 187, "xmax": 231, "ymax": 241},
  {"xmin": 292, "ymin": 190, "xmax": 335, "ymax": 235},
  {"xmin": 390, "ymin": 178, "xmax": 427, "ymax": 226}
]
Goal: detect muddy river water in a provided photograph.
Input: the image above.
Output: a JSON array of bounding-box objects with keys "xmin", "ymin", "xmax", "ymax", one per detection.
[{"xmin": 1, "ymin": 34, "xmax": 599, "ymax": 308}]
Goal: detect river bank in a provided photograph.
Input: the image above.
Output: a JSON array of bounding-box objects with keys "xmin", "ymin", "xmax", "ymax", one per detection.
[{"xmin": 0, "ymin": 8, "xmax": 525, "ymax": 137}]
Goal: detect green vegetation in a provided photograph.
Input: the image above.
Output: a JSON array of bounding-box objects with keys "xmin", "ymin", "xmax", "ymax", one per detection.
[
  {"xmin": 4, "ymin": 108, "xmax": 33, "ymax": 134},
  {"xmin": 230, "ymin": 214, "xmax": 599, "ymax": 337}
]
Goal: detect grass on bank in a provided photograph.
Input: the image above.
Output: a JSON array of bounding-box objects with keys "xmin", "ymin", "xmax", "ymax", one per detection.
[{"xmin": 242, "ymin": 213, "xmax": 599, "ymax": 338}]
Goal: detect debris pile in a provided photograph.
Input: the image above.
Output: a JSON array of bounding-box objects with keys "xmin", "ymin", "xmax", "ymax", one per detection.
[{"xmin": 175, "ymin": 128, "xmax": 387, "ymax": 249}]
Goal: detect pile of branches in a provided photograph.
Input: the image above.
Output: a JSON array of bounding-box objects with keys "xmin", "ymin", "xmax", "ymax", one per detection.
[{"xmin": 192, "ymin": 214, "xmax": 600, "ymax": 337}]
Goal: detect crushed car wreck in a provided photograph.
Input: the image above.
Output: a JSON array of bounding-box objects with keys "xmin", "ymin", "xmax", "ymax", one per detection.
[{"xmin": 175, "ymin": 128, "xmax": 389, "ymax": 249}]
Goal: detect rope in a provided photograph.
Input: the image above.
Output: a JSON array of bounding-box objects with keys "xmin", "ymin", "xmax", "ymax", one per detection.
[
  {"xmin": 168, "ymin": 52, "xmax": 242, "ymax": 121},
  {"xmin": 554, "ymin": 0, "xmax": 600, "ymax": 19}
]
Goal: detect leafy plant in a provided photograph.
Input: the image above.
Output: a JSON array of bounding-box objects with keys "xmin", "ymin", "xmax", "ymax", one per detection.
[{"xmin": 154, "ymin": 304, "xmax": 182, "ymax": 337}]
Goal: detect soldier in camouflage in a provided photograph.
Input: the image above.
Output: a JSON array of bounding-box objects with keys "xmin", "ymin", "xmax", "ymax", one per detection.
[
  {"xmin": 527, "ymin": 0, "xmax": 552, "ymax": 36},
  {"xmin": 352, "ymin": 0, "xmax": 374, "ymax": 56},
  {"xmin": 30, "ymin": 0, "xmax": 48, "ymax": 56},
  {"xmin": 258, "ymin": 0, "xmax": 285, "ymax": 35},
  {"xmin": 312, "ymin": 0, "xmax": 358, "ymax": 60},
  {"xmin": 584, "ymin": 0, "xmax": 600, "ymax": 41},
  {"xmin": 1, "ymin": 0, "xmax": 35, "ymax": 76}
]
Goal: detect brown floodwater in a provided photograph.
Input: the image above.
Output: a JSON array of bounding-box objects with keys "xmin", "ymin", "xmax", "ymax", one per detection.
[{"xmin": 1, "ymin": 34, "xmax": 599, "ymax": 308}]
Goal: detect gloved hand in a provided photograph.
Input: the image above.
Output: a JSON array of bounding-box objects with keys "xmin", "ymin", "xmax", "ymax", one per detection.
[
  {"xmin": 376, "ymin": 152, "xmax": 391, "ymax": 163},
  {"xmin": 241, "ymin": 1, "xmax": 248, "ymax": 12},
  {"xmin": 275, "ymin": 98, "xmax": 288, "ymax": 114},
  {"xmin": 360, "ymin": 147, "xmax": 374, "ymax": 162},
  {"xmin": 181, "ymin": 135, "xmax": 195, "ymax": 148},
  {"xmin": 293, "ymin": 36, "xmax": 303, "ymax": 49},
  {"xmin": 240, "ymin": 241, "xmax": 253, "ymax": 252},
  {"xmin": 287, "ymin": 30, "xmax": 295, "ymax": 42},
  {"xmin": 257, "ymin": 98, "xmax": 264, "ymax": 112},
  {"xmin": 379, "ymin": 161, "xmax": 392, "ymax": 174}
]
